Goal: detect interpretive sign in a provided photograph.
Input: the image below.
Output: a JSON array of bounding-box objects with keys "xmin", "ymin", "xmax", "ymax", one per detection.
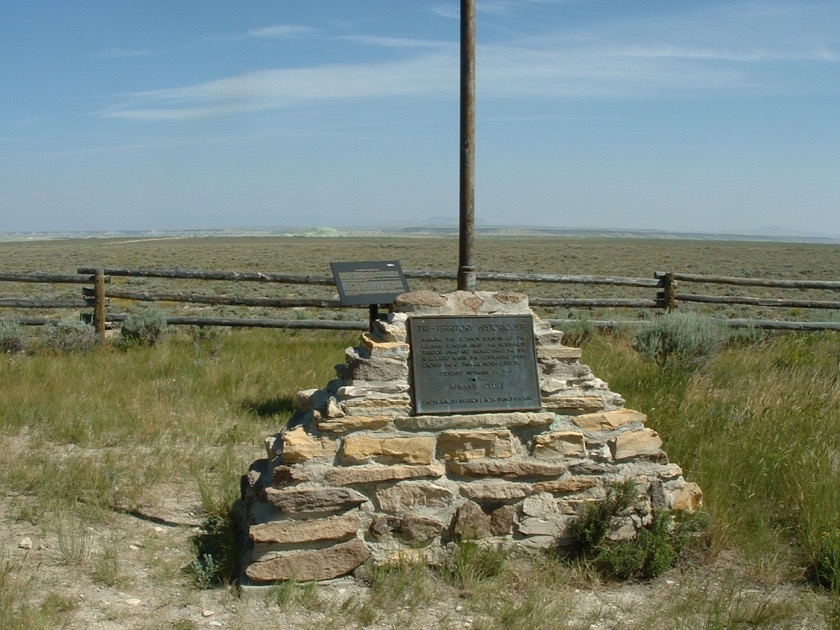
[
  {"xmin": 330, "ymin": 261, "xmax": 409, "ymax": 306},
  {"xmin": 409, "ymin": 314, "xmax": 541, "ymax": 415}
]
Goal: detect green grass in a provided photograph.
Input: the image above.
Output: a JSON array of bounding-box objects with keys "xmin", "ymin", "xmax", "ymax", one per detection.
[
  {"xmin": 0, "ymin": 328, "xmax": 356, "ymax": 524},
  {"xmin": 581, "ymin": 328, "xmax": 840, "ymax": 585},
  {"xmin": 1, "ymin": 317, "xmax": 840, "ymax": 626}
]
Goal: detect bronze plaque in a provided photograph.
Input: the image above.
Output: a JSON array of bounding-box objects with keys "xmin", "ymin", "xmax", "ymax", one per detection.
[
  {"xmin": 330, "ymin": 260, "xmax": 409, "ymax": 306},
  {"xmin": 409, "ymin": 315, "xmax": 541, "ymax": 415}
]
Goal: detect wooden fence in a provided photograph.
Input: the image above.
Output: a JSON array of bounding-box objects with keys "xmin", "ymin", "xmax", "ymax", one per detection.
[{"xmin": 1, "ymin": 266, "xmax": 839, "ymax": 335}]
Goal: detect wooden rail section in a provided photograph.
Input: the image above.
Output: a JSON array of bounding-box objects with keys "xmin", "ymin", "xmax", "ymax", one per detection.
[{"xmin": 1, "ymin": 267, "xmax": 839, "ymax": 333}]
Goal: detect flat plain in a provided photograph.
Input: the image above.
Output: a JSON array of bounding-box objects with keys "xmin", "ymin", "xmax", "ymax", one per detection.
[{"xmin": 2, "ymin": 235, "xmax": 839, "ymax": 324}]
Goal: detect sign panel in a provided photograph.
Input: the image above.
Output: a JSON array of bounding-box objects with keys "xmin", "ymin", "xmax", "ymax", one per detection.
[
  {"xmin": 330, "ymin": 260, "xmax": 409, "ymax": 306},
  {"xmin": 409, "ymin": 315, "xmax": 541, "ymax": 415}
]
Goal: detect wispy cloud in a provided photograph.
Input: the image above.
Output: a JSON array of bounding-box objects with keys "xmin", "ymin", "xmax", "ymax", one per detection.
[
  {"xmin": 99, "ymin": 55, "xmax": 458, "ymax": 121},
  {"xmin": 432, "ymin": 0, "xmax": 571, "ymax": 19},
  {"xmin": 341, "ymin": 35, "xmax": 454, "ymax": 50},
  {"xmin": 247, "ymin": 24, "xmax": 316, "ymax": 38},
  {"xmin": 98, "ymin": 1, "xmax": 839, "ymax": 121},
  {"xmin": 89, "ymin": 48, "xmax": 165, "ymax": 60}
]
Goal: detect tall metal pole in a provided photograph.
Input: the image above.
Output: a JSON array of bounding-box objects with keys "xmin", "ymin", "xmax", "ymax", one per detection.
[{"xmin": 457, "ymin": 0, "xmax": 476, "ymax": 291}]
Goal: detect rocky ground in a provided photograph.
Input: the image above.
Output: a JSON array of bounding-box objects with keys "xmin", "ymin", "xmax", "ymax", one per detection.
[{"xmin": 2, "ymin": 486, "xmax": 834, "ymax": 630}]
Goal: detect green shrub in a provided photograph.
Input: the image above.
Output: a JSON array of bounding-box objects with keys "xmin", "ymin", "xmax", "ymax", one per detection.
[
  {"xmin": 0, "ymin": 320, "xmax": 26, "ymax": 354},
  {"xmin": 809, "ymin": 528, "xmax": 840, "ymax": 592},
  {"xmin": 41, "ymin": 319, "xmax": 98, "ymax": 354},
  {"xmin": 632, "ymin": 312, "xmax": 729, "ymax": 367},
  {"xmin": 594, "ymin": 513, "xmax": 675, "ymax": 581},
  {"xmin": 120, "ymin": 308, "xmax": 168, "ymax": 346},
  {"xmin": 565, "ymin": 481, "xmax": 698, "ymax": 581},
  {"xmin": 568, "ymin": 480, "xmax": 637, "ymax": 559}
]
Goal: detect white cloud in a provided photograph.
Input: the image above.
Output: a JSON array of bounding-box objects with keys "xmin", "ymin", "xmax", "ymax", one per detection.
[
  {"xmin": 432, "ymin": 0, "xmax": 570, "ymax": 19},
  {"xmin": 98, "ymin": 1, "xmax": 839, "ymax": 121},
  {"xmin": 342, "ymin": 35, "xmax": 454, "ymax": 50},
  {"xmin": 90, "ymin": 48, "xmax": 165, "ymax": 60},
  {"xmin": 247, "ymin": 24, "xmax": 316, "ymax": 38},
  {"xmin": 100, "ymin": 55, "xmax": 458, "ymax": 121}
]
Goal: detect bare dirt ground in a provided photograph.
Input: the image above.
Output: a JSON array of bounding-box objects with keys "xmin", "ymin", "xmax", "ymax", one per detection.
[{"xmin": 2, "ymin": 484, "xmax": 832, "ymax": 630}]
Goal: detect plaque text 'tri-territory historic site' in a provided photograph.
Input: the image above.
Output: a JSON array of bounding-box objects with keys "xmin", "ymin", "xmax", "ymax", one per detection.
[{"xmin": 408, "ymin": 314, "xmax": 541, "ymax": 415}]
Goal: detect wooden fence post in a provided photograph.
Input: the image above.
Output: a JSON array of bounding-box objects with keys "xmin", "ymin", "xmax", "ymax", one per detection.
[
  {"xmin": 93, "ymin": 269, "xmax": 106, "ymax": 340},
  {"xmin": 661, "ymin": 272, "xmax": 677, "ymax": 312}
]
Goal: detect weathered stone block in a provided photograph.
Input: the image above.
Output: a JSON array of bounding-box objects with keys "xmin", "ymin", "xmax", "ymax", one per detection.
[
  {"xmin": 538, "ymin": 346, "xmax": 583, "ymax": 360},
  {"xmin": 272, "ymin": 465, "xmax": 311, "ymax": 487},
  {"xmin": 325, "ymin": 463, "xmax": 446, "ymax": 486},
  {"xmin": 530, "ymin": 431, "xmax": 586, "ymax": 458},
  {"xmin": 540, "ymin": 378, "xmax": 568, "ymax": 395},
  {"xmin": 376, "ymin": 482, "xmax": 454, "ymax": 512},
  {"xmin": 344, "ymin": 348, "xmax": 409, "ymax": 381},
  {"xmin": 281, "ymin": 426, "xmax": 338, "ymax": 464},
  {"xmin": 360, "ymin": 332, "xmax": 410, "ymax": 359},
  {"xmin": 448, "ymin": 459, "xmax": 566, "ymax": 479},
  {"xmin": 671, "ymin": 481, "xmax": 703, "ymax": 511},
  {"xmin": 609, "ymin": 429, "xmax": 663, "ymax": 461},
  {"xmin": 438, "ymin": 429, "xmax": 515, "ymax": 462},
  {"xmin": 394, "ymin": 290, "xmax": 447, "ymax": 310},
  {"xmin": 657, "ymin": 463, "xmax": 684, "ymax": 481},
  {"xmin": 518, "ymin": 515, "xmax": 572, "ymax": 538},
  {"xmin": 534, "ymin": 329, "xmax": 564, "ymax": 346},
  {"xmin": 249, "ymin": 514, "xmax": 359, "ymax": 545},
  {"xmin": 459, "ymin": 479, "xmax": 533, "ymax": 502},
  {"xmin": 571, "ymin": 409, "xmax": 647, "ymax": 431},
  {"xmin": 263, "ymin": 487, "xmax": 368, "ymax": 514},
  {"xmin": 340, "ymin": 435, "xmax": 436, "ymax": 465},
  {"xmin": 341, "ymin": 397, "xmax": 411, "ymax": 416},
  {"xmin": 489, "ymin": 505, "xmax": 517, "ymax": 535},
  {"xmin": 533, "ymin": 477, "xmax": 598, "ymax": 494},
  {"xmin": 521, "ymin": 493, "xmax": 558, "ymax": 519},
  {"xmin": 316, "ymin": 415, "xmax": 392, "ymax": 434},
  {"xmin": 396, "ymin": 412, "xmax": 554, "ymax": 431},
  {"xmin": 451, "ymin": 500, "xmax": 492, "ymax": 540},
  {"xmin": 293, "ymin": 388, "xmax": 321, "ymax": 411},
  {"xmin": 326, "ymin": 397, "xmax": 345, "ymax": 418},
  {"xmin": 372, "ymin": 315, "xmax": 408, "ymax": 343},
  {"xmin": 245, "ymin": 539, "xmax": 369, "ymax": 582},
  {"xmin": 541, "ymin": 395, "xmax": 607, "ymax": 414},
  {"xmin": 369, "ymin": 514, "xmax": 444, "ymax": 542}
]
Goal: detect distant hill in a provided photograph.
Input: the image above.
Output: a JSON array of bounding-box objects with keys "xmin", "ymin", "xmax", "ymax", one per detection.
[{"xmin": 2, "ymin": 225, "xmax": 838, "ymax": 244}]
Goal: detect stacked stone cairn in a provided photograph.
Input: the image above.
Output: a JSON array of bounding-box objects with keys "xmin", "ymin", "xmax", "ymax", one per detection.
[{"xmin": 236, "ymin": 290, "xmax": 702, "ymax": 583}]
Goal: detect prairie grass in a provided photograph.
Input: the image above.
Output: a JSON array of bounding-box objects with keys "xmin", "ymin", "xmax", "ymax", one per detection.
[
  {"xmin": 1, "ymin": 233, "xmax": 840, "ymax": 626},
  {"xmin": 582, "ymin": 328, "xmax": 840, "ymax": 586}
]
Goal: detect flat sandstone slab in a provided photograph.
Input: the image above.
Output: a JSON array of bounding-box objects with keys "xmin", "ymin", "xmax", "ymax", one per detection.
[
  {"xmin": 263, "ymin": 487, "xmax": 368, "ymax": 513},
  {"xmin": 325, "ymin": 463, "xmax": 445, "ymax": 485},
  {"xmin": 249, "ymin": 513, "xmax": 360, "ymax": 545},
  {"xmin": 245, "ymin": 539, "xmax": 369, "ymax": 582},
  {"xmin": 396, "ymin": 411, "xmax": 554, "ymax": 431}
]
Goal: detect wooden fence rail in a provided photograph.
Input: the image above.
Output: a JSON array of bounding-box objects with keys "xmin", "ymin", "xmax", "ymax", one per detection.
[{"xmin": 1, "ymin": 266, "xmax": 839, "ymax": 334}]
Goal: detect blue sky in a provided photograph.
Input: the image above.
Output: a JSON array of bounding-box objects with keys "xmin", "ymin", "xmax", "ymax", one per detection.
[{"xmin": 2, "ymin": 1, "xmax": 839, "ymax": 236}]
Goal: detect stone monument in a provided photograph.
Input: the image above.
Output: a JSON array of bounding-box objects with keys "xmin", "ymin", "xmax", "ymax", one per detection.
[{"xmin": 235, "ymin": 289, "xmax": 701, "ymax": 583}]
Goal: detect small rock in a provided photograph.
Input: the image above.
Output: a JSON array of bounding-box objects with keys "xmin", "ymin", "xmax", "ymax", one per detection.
[
  {"xmin": 202, "ymin": 610, "xmax": 215, "ymax": 617},
  {"xmin": 125, "ymin": 598, "xmax": 141, "ymax": 606},
  {"xmin": 18, "ymin": 537, "xmax": 32, "ymax": 550},
  {"xmin": 128, "ymin": 545, "xmax": 140, "ymax": 551},
  {"xmin": 154, "ymin": 526, "xmax": 164, "ymax": 533},
  {"xmin": 209, "ymin": 622, "xmax": 223, "ymax": 628},
  {"xmin": 455, "ymin": 604, "xmax": 464, "ymax": 613}
]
